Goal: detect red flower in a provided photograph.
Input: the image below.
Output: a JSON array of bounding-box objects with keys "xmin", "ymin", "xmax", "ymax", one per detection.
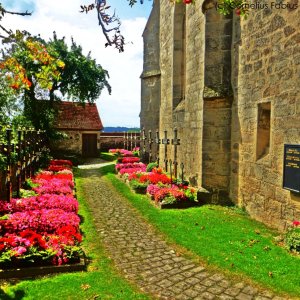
[{"xmin": 293, "ymin": 220, "xmax": 300, "ymax": 227}]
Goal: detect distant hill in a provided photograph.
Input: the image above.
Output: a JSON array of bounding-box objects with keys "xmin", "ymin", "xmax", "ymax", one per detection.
[{"xmin": 102, "ymin": 127, "xmax": 140, "ymax": 132}]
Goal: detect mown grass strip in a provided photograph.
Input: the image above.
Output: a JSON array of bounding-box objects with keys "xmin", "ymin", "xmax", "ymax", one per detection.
[
  {"xmin": 2, "ymin": 168, "xmax": 149, "ymax": 300},
  {"xmin": 100, "ymin": 152, "xmax": 117, "ymax": 162},
  {"xmin": 101, "ymin": 164, "xmax": 300, "ymax": 297}
]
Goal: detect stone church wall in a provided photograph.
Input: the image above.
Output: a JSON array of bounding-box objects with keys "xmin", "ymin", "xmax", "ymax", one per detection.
[
  {"xmin": 231, "ymin": 4, "xmax": 300, "ymax": 229},
  {"xmin": 140, "ymin": 1, "xmax": 161, "ymax": 159},
  {"xmin": 141, "ymin": 0, "xmax": 300, "ymax": 229}
]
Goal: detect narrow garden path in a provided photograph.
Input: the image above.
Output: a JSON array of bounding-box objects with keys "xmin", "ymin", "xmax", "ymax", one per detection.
[{"xmin": 78, "ymin": 163, "xmax": 288, "ymax": 300}]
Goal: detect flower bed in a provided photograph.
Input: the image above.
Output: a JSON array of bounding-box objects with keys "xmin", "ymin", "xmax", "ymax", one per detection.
[
  {"xmin": 285, "ymin": 221, "xmax": 300, "ymax": 253},
  {"xmin": 0, "ymin": 159, "xmax": 84, "ymax": 271},
  {"xmin": 111, "ymin": 148, "xmax": 199, "ymax": 208}
]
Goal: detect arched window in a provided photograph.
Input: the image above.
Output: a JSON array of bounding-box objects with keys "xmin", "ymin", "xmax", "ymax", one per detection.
[{"xmin": 173, "ymin": 4, "xmax": 186, "ymax": 108}]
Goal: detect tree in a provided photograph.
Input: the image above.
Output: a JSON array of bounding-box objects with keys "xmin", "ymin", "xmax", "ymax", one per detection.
[
  {"xmin": 0, "ymin": 32, "xmax": 110, "ymax": 135},
  {"xmin": 0, "ymin": 75, "xmax": 19, "ymax": 125}
]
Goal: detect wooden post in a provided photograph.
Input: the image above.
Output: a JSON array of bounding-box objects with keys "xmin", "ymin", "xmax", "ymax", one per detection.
[
  {"xmin": 5, "ymin": 128, "xmax": 12, "ymax": 202},
  {"xmin": 130, "ymin": 132, "xmax": 133, "ymax": 151},
  {"xmin": 16, "ymin": 129, "xmax": 22, "ymax": 198}
]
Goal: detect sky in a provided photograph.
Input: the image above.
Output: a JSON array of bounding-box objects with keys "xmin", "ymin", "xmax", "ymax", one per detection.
[{"xmin": 1, "ymin": 0, "xmax": 153, "ymax": 127}]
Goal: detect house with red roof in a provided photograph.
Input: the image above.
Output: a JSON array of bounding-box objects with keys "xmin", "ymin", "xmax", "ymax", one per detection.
[{"xmin": 52, "ymin": 101, "xmax": 103, "ymax": 157}]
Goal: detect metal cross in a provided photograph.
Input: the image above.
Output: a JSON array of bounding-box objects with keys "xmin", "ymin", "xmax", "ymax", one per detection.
[
  {"xmin": 172, "ymin": 128, "xmax": 181, "ymax": 178},
  {"xmin": 142, "ymin": 127, "xmax": 147, "ymax": 157},
  {"xmin": 155, "ymin": 129, "xmax": 160, "ymax": 165},
  {"xmin": 148, "ymin": 130, "xmax": 154, "ymax": 163},
  {"xmin": 161, "ymin": 130, "xmax": 169, "ymax": 172}
]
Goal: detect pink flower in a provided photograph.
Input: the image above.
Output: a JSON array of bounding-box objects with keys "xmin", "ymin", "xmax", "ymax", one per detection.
[
  {"xmin": 15, "ymin": 246, "xmax": 27, "ymax": 255},
  {"xmin": 293, "ymin": 220, "xmax": 300, "ymax": 227},
  {"xmin": 122, "ymin": 157, "xmax": 140, "ymax": 164}
]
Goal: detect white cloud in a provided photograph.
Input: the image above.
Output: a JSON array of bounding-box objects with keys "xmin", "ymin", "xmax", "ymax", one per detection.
[{"xmin": 2, "ymin": 0, "xmax": 147, "ymax": 127}]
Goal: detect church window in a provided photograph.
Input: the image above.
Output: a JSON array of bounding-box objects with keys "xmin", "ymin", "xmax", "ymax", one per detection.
[
  {"xmin": 256, "ymin": 102, "xmax": 271, "ymax": 160},
  {"xmin": 173, "ymin": 4, "xmax": 186, "ymax": 108}
]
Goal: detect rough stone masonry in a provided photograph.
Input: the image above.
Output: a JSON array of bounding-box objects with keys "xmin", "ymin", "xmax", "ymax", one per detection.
[{"xmin": 140, "ymin": 0, "xmax": 300, "ymax": 230}]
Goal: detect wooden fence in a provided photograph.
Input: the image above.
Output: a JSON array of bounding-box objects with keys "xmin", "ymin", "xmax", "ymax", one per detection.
[{"xmin": 0, "ymin": 128, "xmax": 47, "ymax": 201}]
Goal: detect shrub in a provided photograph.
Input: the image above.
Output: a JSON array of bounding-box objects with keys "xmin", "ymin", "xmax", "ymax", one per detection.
[
  {"xmin": 121, "ymin": 157, "xmax": 140, "ymax": 164},
  {"xmin": 285, "ymin": 221, "xmax": 300, "ymax": 253},
  {"xmin": 5, "ymin": 194, "xmax": 78, "ymax": 214},
  {"xmin": 129, "ymin": 180, "xmax": 148, "ymax": 193},
  {"xmin": 33, "ymin": 178, "xmax": 74, "ymax": 195},
  {"xmin": 1, "ymin": 209, "xmax": 80, "ymax": 235},
  {"xmin": 0, "ymin": 227, "xmax": 82, "ymax": 267},
  {"xmin": 146, "ymin": 184, "xmax": 165, "ymax": 199},
  {"xmin": 115, "ymin": 162, "xmax": 146, "ymax": 171},
  {"xmin": 154, "ymin": 186, "xmax": 187, "ymax": 204},
  {"xmin": 183, "ymin": 187, "xmax": 198, "ymax": 202},
  {"xmin": 139, "ymin": 172, "xmax": 171, "ymax": 185},
  {"xmin": 20, "ymin": 189, "xmax": 37, "ymax": 199},
  {"xmin": 119, "ymin": 166, "xmax": 147, "ymax": 175}
]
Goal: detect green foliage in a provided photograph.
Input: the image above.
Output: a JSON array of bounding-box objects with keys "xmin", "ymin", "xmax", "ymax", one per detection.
[
  {"xmin": 146, "ymin": 162, "xmax": 158, "ymax": 172},
  {"xmin": 38, "ymin": 147, "xmax": 53, "ymax": 168},
  {"xmin": 25, "ymin": 178, "xmax": 39, "ymax": 189},
  {"xmin": 129, "ymin": 179, "xmax": 148, "ymax": 192},
  {"xmin": 0, "ymin": 32, "xmax": 110, "ymax": 138},
  {"xmin": 49, "ymin": 33, "xmax": 111, "ymax": 102},
  {"xmin": 285, "ymin": 227, "xmax": 300, "ymax": 253},
  {"xmin": 20, "ymin": 188, "xmax": 37, "ymax": 198},
  {"xmin": 172, "ymin": 178, "xmax": 189, "ymax": 186},
  {"xmin": 216, "ymin": 0, "xmax": 248, "ymax": 17},
  {"xmin": 184, "ymin": 187, "xmax": 198, "ymax": 202},
  {"xmin": 0, "ymin": 248, "xmax": 57, "ymax": 268},
  {"xmin": 0, "ymin": 76, "xmax": 19, "ymax": 125}
]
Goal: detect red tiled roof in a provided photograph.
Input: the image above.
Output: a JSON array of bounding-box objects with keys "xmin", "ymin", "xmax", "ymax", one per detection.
[{"xmin": 54, "ymin": 101, "xmax": 103, "ymax": 131}]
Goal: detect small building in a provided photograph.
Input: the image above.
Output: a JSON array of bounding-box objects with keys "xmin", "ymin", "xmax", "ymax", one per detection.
[{"xmin": 53, "ymin": 101, "xmax": 103, "ymax": 157}]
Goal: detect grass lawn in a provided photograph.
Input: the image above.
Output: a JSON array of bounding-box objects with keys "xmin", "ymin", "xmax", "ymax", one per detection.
[
  {"xmin": 101, "ymin": 164, "xmax": 300, "ymax": 298},
  {"xmin": 1, "ymin": 170, "xmax": 149, "ymax": 300},
  {"xmin": 100, "ymin": 152, "xmax": 117, "ymax": 162}
]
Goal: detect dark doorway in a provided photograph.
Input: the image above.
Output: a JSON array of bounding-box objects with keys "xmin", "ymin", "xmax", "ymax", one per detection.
[{"xmin": 82, "ymin": 134, "xmax": 98, "ymax": 157}]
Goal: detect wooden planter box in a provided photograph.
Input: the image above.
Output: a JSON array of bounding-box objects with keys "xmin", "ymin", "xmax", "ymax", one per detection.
[
  {"xmin": 0, "ymin": 256, "xmax": 87, "ymax": 279},
  {"xmin": 131, "ymin": 187, "xmax": 147, "ymax": 194}
]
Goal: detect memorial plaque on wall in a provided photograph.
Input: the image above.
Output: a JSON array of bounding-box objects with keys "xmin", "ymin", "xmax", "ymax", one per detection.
[{"xmin": 283, "ymin": 144, "xmax": 300, "ymax": 193}]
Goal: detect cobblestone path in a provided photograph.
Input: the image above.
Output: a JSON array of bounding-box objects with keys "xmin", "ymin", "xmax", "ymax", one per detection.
[{"xmin": 79, "ymin": 166, "xmax": 290, "ymax": 300}]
